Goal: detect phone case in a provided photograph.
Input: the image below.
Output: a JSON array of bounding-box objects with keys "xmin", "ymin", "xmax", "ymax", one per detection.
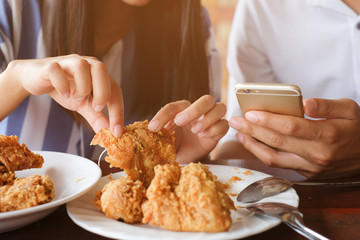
[{"xmin": 235, "ymin": 83, "xmax": 304, "ymax": 117}]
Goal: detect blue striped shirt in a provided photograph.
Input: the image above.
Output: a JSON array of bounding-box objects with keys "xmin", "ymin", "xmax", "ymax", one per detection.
[{"xmin": 0, "ymin": 0, "xmax": 221, "ymax": 158}]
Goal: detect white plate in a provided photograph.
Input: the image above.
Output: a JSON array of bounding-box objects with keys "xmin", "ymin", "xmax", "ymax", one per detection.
[
  {"xmin": 0, "ymin": 151, "xmax": 101, "ymax": 233},
  {"xmin": 67, "ymin": 164, "xmax": 299, "ymax": 240}
]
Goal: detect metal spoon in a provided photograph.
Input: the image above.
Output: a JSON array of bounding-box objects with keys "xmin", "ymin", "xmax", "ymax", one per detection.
[
  {"xmin": 237, "ymin": 176, "xmax": 293, "ymax": 203},
  {"xmin": 237, "ymin": 176, "xmax": 360, "ymax": 203},
  {"xmin": 246, "ymin": 202, "xmax": 329, "ymax": 240}
]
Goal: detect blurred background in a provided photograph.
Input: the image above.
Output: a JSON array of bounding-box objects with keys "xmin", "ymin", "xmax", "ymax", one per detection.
[{"xmin": 202, "ymin": 0, "xmax": 237, "ymax": 103}]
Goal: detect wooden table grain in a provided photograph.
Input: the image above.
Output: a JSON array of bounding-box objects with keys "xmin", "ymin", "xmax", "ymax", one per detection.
[{"xmin": 2, "ymin": 159, "xmax": 360, "ymax": 240}]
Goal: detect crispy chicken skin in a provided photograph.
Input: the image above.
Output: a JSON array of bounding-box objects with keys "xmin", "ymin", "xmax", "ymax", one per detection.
[
  {"xmin": 0, "ymin": 135, "xmax": 44, "ymax": 172},
  {"xmin": 0, "ymin": 171, "xmax": 15, "ymax": 187},
  {"xmin": 91, "ymin": 120, "xmax": 177, "ymax": 187},
  {"xmin": 95, "ymin": 176, "xmax": 146, "ymax": 224},
  {"xmin": 0, "ymin": 174, "xmax": 55, "ymax": 212},
  {"xmin": 142, "ymin": 163, "xmax": 235, "ymax": 232}
]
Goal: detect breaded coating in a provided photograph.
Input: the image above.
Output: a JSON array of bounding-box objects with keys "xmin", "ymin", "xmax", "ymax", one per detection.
[
  {"xmin": 0, "ymin": 171, "xmax": 15, "ymax": 187},
  {"xmin": 0, "ymin": 135, "xmax": 44, "ymax": 172},
  {"xmin": 95, "ymin": 176, "xmax": 146, "ymax": 224},
  {"xmin": 0, "ymin": 174, "xmax": 55, "ymax": 212},
  {"xmin": 91, "ymin": 120, "xmax": 177, "ymax": 187},
  {"xmin": 142, "ymin": 163, "xmax": 235, "ymax": 232}
]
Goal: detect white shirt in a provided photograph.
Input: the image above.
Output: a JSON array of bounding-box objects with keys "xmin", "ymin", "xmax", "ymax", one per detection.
[{"xmin": 222, "ymin": 0, "xmax": 360, "ymax": 144}]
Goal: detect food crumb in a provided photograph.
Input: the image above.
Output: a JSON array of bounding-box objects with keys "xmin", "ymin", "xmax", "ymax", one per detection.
[
  {"xmin": 107, "ymin": 173, "xmax": 113, "ymax": 181},
  {"xmin": 236, "ymin": 217, "xmax": 242, "ymax": 221},
  {"xmin": 227, "ymin": 176, "xmax": 242, "ymax": 184},
  {"xmin": 76, "ymin": 177, "xmax": 86, "ymax": 183},
  {"xmin": 243, "ymin": 170, "xmax": 251, "ymax": 175},
  {"xmin": 236, "ymin": 206, "xmax": 242, "ymax": 209}
]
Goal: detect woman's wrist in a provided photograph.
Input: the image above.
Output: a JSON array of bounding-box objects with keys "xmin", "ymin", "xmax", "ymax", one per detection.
[
  {"xmin": 0, "ymin": 60, "xmax": 30, "ymax": 120},
  {"xmin": 4, "ymin": 60, "xmax": 30, "ymax": 98}
]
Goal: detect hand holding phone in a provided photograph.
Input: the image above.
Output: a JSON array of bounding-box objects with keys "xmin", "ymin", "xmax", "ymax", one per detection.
[{"xmin": 235, "ymin": 83, "xmax": 304, "ymax": 117}]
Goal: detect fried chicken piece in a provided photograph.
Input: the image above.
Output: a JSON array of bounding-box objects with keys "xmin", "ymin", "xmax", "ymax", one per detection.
[
  {"xmin": 91, "ymin": 120, "xmax": 177, "ymax": 187},
  {"xmin": 0, "ymin": 171, "xmax": 15, "ymax": 187},
  {"xmin": 0, "ymin": 174, "xmax": 55, "ymax": 212},
  {"xmin": 142, "ymin": 163, "xmax": 235, "ymax": 232},
  {"xmin": 0, "ymin": 135, "xmax": 44, "ymax": 172},
  {"xmin": 95, "ymin": 176, "xmax": 146, "ymax": 224}
]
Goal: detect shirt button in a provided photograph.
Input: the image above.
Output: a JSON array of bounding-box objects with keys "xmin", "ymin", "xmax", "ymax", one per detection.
[{"xmin": 357, "ymin": 22, "xmax": 360, "ymax": 30}]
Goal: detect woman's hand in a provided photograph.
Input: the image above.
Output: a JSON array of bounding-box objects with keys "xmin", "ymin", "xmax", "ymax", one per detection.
[
  {"xmin": 229, "ymin": 98, "xmax": 360, "ymax": 179},
  {"xmin": 2, "ymin": 54, "xmax": 124, "ymax": 136},
  {"xmin": 148, "ymin": 95, "xmax": 229, "ymax": 163}
]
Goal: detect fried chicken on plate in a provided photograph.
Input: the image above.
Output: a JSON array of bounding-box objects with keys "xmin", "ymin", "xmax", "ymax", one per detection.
[
  {"xmin": 91, "ymin": 120, "xmax": 177, "ymax": 187},
  {"xmin": 0, "ymin": 135, "xmax": 54, "ymax": 213},
  {"xmin": 95, "ymin": 176, "xmax": 146, "ymax": 224},
  {"xmin": 0, "ymin": 175, "xmax": 54, "ymax": 212},
  {"xmin": 0, "ymin": 135, "xmax": 44, "ymax": 172},
  {"xmin": 142, "ymin": 163, "xmax": 235, "ymax": 232},
  {"xmin": 92, "ymin": 122, "xmax": 235, "ymax": 232}
]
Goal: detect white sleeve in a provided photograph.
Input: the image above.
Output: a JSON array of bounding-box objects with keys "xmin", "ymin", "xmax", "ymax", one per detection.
[{"xmin": 220, "ymin": 0, "xmax": 276, "ymax": 145}]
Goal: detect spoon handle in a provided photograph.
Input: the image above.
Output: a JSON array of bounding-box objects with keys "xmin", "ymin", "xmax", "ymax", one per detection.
[
  {"xmin": 285, "ymin": 212, "xmax": 330, "ymax": 240},
  {"xmin": 295, "ymin": 181, "xmax": 360, "ymax": 186}
]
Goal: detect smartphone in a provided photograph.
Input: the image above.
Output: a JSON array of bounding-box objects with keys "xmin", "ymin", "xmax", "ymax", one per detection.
[{"xmin": 235, "ymin": 83, "xmax": 304, "ymax": 117}]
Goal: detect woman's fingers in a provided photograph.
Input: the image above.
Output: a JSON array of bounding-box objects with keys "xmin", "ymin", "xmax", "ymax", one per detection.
[
  {"xmin": 76, "ymin": 96, "xmax": 110, "ymax": 133},
  {"xmin": 190, "ymin": 102, "xmax": 227, "ymax": 135},
  {"xmin": 46, "ymin": 61, "xmax": 70, "ymax": 98},
  {"xmin": 86, "ymin": 58, "xmax": 111, "ymax": 112},
  {"xmin": 199, "ymin": 119, "xmax": 229, "ymax": 138},
  {"xmin": 148, "ymin": 100, "xmax": 191, "ymax": 131},
  {"xmin": 174, "ymin": 95, "xmax": 215, "ymax": 126},
  {"xmin": 70, "ymin": 57, "xmax": 92, "ymax": 100},
  {"xmin": 107, "ymin": 77, "xmax": 124, "ymax": 137},
  {"xmin": 49, "ymin": 55, "xmax": 123, "ymax": 135},
  {"xmin": 148, "ymin": 95, "xmax": 225, "ymax": 134}
]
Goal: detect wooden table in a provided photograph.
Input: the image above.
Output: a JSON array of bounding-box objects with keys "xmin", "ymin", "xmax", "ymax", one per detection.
[{"xmin": 2, "ymin": 159, "xmax": 360, "ymax": 240}]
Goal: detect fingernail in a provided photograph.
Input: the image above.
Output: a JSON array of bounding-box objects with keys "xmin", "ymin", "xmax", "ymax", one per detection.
[
  {"xmin": 191, "ymin": 122, "xmax": 203, "ymax": 134},
  {"xmin": 305, "ymin": 99, "xmax": 317, "ymax": 114},
  {"xmin": 148, "ymin": 120, "xmax": 160, "ymax": 132},
  {"xmin": 113, "ymin": 125, "xmax": 122, "ymax": 137},
  {"xmin": 229, "ymin": 118, "xmax": 242, "ymax": 130},
  {"xmin": 198, "ymin": 130, "xmax": 208, "ymax": 137},
  {"xmin": 236, "ymin": 132, "xmax": 244, "ymax": 143},
  {"xmin": 174, "ymin": 113, "xmax": 188, "ymax": 125},
  {"xmin": 94, "ymin": 105, "xmax": 105, "ymax": 112},
  {"xmin": 245, "ymin": 112, "xmax": 258, "ymax": 123}
]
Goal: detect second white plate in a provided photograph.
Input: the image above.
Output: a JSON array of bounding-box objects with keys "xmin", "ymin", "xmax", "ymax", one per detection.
[{"xmin": 0, "ymin": 151, "xmax": 101, "ymax": 233}]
